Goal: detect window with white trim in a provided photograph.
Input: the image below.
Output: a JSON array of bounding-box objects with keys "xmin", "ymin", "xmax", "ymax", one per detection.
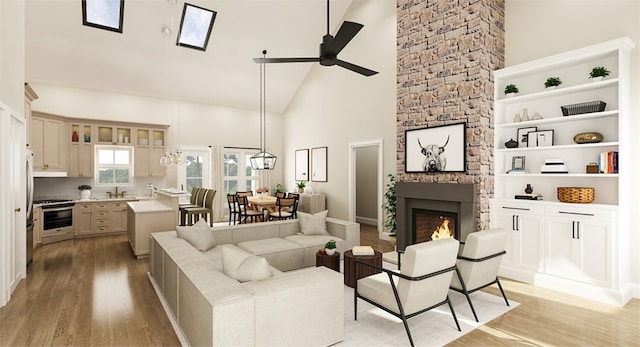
[
  {"xmin": 94, "ymin": 145, "xmax": 134, "ymax": 186},
  {"xmin": 223, "ymin": 148, "xmax": 259, "ymax": 195}
]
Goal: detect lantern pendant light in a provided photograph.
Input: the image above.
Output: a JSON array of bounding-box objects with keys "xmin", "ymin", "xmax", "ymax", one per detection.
[{"xmin": 250, "ymin": 50, "xmax": 277, "ymax": 170}]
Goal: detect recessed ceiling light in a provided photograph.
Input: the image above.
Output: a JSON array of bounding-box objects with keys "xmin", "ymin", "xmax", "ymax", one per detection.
[
  {"xmin": 176, "ymin": 3, "xmax": 216, "ymax": 51},
  {"xmin": 82, "ymin": 0, "xmax": 124, "ymax": 33}
]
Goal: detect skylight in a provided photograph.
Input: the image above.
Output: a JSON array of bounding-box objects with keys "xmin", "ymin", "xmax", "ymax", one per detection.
[
  {"xmin": 176, "ymin": 3, "xmax": 216, "ymax": 51},
  {"xmin": 82, "ymin": 0, "xmax": 124, "ymax": 33}
]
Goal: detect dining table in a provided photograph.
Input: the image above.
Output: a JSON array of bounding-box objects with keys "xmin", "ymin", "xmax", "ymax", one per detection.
[{"xmin": 246, "ymin": 196, "xmax": 278, "ymax": 213}]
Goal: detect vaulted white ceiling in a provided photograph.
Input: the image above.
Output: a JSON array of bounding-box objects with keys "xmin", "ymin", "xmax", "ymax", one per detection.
[{"xmin": 25, "ymin": 0, "xmax": 362, "ymax": 114}]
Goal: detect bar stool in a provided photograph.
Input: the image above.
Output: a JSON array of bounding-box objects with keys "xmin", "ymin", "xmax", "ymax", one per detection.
[{"xmin": 183, "ymin": 189, "xmax": 216, "ymax": 226}]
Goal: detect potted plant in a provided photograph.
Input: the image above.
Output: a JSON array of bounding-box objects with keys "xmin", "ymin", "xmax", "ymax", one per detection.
[
  {"xmin": 544, "ymin": 77, "xmax": 562, "ymax": 89},
  {"xmin": 274, "ymin": 183, "xmax": 285, "ymax": 195},
  {"xmin": 78, "ymin": 184, "xmax": 92, "ymax": 200},
  {"xmin": 296, "ymin": 181, "xmax": 306, "ymax": 193},
  {"xmin": 381, "ymin": 174, "xmax": 397, "ymax": 249},
  {"xmin": 324, "ymin": 239, "xmax": 337, "ymax": 256},
  {"xmin": 504, "ymin": 84, "xmax": 519, "ymax": 96},
  {"xmin": 589, "ymin": 66, "xmax": 610, "ymax": 81}
]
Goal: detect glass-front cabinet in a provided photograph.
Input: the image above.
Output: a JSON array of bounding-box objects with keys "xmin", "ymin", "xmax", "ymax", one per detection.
[
  {"xmin": 97, "ymin": 125, "xmax": 132, "ymax": 144},
  {"xmin": 68, "ymin": 123, "xmax": 93, "ymax": 177},
  {"xmin": 134, "ymin": 128, "xmax": 166, "ymax": 177}
]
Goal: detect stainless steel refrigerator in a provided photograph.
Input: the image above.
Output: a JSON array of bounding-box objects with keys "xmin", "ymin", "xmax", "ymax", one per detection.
[{"xmin": 26, "ymin": 148, "xmax": 34, "ymax": 265}]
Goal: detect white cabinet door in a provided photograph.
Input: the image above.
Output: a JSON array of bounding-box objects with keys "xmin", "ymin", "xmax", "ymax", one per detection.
[
  {"xmin": 491, "ymin": 201, "xmax": 544, "ymax": 273},
  {"xmin": 546, "ymin": 209, "xmax": 612, "ymax": 287}
]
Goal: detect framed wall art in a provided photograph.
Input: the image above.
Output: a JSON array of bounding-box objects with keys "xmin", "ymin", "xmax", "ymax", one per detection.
[
  {"xmin": 527, "ymin": 129, "xmax": 554, "ymax": 147},
  {"xmin": 517, "ymin": 126, "xmax": 537, "ymax": 148},
  {"xmin": 404, "ymin": 122, "xmax": 466, "ymax": 173},
  {"xmin": 295, "ymin": 149, "xmax": 309, "ymax": 181},
  {"xmin": 311, "ymin": 146, "xmax": 328, "ymax": 182}
]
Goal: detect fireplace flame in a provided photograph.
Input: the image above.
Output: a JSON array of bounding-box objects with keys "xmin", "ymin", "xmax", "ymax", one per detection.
[{"xmin": 431, "ymin": 219, "xmax": 454, "ymax": 241}]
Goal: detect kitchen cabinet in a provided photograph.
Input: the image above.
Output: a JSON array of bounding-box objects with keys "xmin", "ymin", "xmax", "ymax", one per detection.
[
  {"xmin": 68, "ymin": 123, "xmax": 93, "ymax": 177},
  {"xmin": 74, "ymin": 200, "xmax": 131, "ymax": 236},
  {"xmin": 134, "ymin": 128, "xmax": 166, "ymax": 177},
  {"xmin": 127, "ymin": 201, "xmax": 175, "ymax": 259},
  {"xmin": 25, "ymin": 84, "xmax": 38, "ymax": 147},
  {"xmin": 545, "ymin": 205, "xmax": 614, "ymax": 287},
  {"xmin": 96, "ymin": 125, "xmax": 132, "ymax": 145},
  {"xmin": 491, "ymin": 201, "xmax": 544, "ymax": 274},
  {"xmin": 33, "ymin": 206, "xmax": 42, "ymax": 246},
  {"xmin": 31, "ymin": 113, "xmax": 66, "ymax": 172}
]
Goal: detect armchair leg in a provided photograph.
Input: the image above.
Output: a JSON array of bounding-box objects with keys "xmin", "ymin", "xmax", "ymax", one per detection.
[
  {"xmin": 446, "ymin": 296, "xmax": 462, "ymax": 331},
  {"xmin": 496, "ymin": 277, "xmax": 510, "ymax": 306}
]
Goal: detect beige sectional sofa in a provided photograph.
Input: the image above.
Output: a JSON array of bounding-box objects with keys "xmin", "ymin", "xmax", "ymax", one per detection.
[{"xmin": 149, "ymin": 217, "xmax": 360, "ymax": 346}]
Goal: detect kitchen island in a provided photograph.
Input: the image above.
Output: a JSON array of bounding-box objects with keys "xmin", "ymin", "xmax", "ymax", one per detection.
[{"xmin": 127, "ymin": 190, "xmax": 189, "ymax": 259}]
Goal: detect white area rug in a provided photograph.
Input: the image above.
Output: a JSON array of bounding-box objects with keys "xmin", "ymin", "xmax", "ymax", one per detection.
[{"xmin": 337, "ymin": 262, "xmax": 518, "ymax": 346}]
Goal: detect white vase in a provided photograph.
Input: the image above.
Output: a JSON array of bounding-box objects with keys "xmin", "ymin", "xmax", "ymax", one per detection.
[
  {"xmin": 591, "ymin": 76, "xmax": 604, "ymax": 82},
  {"xmin": 80, "ymin": 189, "xmax": 91, "ymax": 200},
  {"xmin": 521, "ymin": 108, "xmax": 529, "ymax": 121},
  {"xmin": 325, "ymin": 248, "xmax": 336, "ymax": 256}
]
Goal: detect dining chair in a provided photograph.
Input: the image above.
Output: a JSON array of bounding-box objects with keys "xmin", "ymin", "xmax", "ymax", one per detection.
[
  {"xmin": 286, "ymin": 193, "xmax": 300, "ymax": 218},
  {"xmin": 268, "ymin": 197, "xmax": 296, "ymax": 221},
  {"xmin": 227, "ymin": 193, "xmax": 242, "ymax": 225},
  {"xmin": 449, "ymin": 228, "xmax": 510, "ymax": 322},
  {"xmin": 354, "ymin": 238, "xmax": 461, "ymax": 347},
  {"xmin": 275, "ymin": 191, "xmax": 286, "ymax": 198},
  {"xmin": 236, "ymin": 191, "xmax": 253, "ymax": 197},
  {"xmin": 182, "ymin": 189, "xmax": 216, "ymax": 226},
  {"xmin": 236, "ymin": 195, "xmax": 264, "ymax": 223}
]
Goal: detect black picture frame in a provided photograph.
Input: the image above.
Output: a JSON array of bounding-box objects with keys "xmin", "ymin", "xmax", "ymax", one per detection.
[
  {"xmin": 511, "ymin": 156, "xmax": 526, "ymax": 171},
  {"xmin": 517, "ymin": 126, "xmax": 537, "ymax": 148},
  {"xmin": 404, "ymin": 122, "xmax": 466, "ymax": 173},
  {"xmin": 527, "ymin": 130, "xmax": 555, "ymax": 147}
]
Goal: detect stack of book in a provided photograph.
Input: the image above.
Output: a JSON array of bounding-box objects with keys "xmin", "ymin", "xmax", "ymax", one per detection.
[
  {"xmin": 599, "ymin": 151, "xmax": 618, "ymax": 173},
  {"xmin": 352, "ymin": 246, "xmax": 375, "ymax": 256},
  {"xmin": 541, "ymin": 159, "xmax": 568, "ymax": 174},
  {"xmin": 514, "ymin": 193, "xmax": 543, "ymax": 200}
]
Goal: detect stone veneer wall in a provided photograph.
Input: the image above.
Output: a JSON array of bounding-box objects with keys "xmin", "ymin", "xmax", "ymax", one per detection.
[{"xmin": 396, "ymin": 0, "xmax": 505, "ymax": 231}]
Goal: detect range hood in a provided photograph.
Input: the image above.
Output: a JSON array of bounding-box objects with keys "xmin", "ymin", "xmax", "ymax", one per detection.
[{"xmin": 34, "ymin": 171, "xmax": 67, "ymax": 177}]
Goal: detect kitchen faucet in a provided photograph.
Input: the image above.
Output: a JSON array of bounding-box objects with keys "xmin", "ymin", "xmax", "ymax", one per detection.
[{"xmin": 108, "ymin": 186, "xmax": 126, "ymax": 198}]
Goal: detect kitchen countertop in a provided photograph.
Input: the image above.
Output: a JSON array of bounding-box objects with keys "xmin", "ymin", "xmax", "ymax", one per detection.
[{"xmin": 127, "ymin": 200, "xmax": 174, "ymax": 213}]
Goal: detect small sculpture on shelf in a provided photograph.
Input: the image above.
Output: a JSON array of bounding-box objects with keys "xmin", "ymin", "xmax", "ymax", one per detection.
[{"xmin": 525, "ymin": 184, "xmax": 533, "ymax": 194}]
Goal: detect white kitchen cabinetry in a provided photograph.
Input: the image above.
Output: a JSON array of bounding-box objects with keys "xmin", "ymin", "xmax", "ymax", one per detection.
[
  {"xmin": 134, "ymin": 128, "xmax": 166, "ymax": 177},
  {"xmin": 33, "ymin": 206, "xmax": 42, "ymax": 246},
  {"xmin": 109, "ymin": 201, "xmax": 128, "ymax": 233},
  {"xmin": 491, "ymin": 201, "xmax": 544, "ymax": 277},
  {"xmin": 74, "ymin": 201, "xmax": 130, "ymax": 236},
  {"xmin": 545, "ymin": 205, "xmax": 614, "ymax": 287},
  {"xmin": 96, "ymin": 125, "xmax": 132, "ymax": 145},
  {"xmin": 68, "ymin": 123, "xmax": 93, "ymax": 177},
  {"xmin": 491, "ymin": 37, "xmax": 634, "ymax": 306},
  {"xmin": 31, "ymin": 113, "xmax": 66, "ymax": 172}
]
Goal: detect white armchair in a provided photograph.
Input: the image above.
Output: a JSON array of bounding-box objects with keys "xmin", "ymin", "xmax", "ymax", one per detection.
[
  {"xmin": 354, "ymin": 238, "xmax": 461, "ymax": 347},
  {"xmin": 450, "ymin": 228, "xmax": 510, "ymax": 322}
]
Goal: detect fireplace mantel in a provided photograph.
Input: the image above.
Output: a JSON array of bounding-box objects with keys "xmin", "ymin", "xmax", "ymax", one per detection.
[{"xmin": 396, "ymin": 182, "xmax": 476, "ymax": 251}]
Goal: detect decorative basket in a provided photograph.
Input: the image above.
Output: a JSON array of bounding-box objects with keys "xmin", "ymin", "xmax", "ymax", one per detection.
[
  {"xmin": 557, "ymin": 187, "xmax": 595, "ymax": 203},
  {"xmin": 561, "ymin": 101, "xmax": 606, "ymax": 116}
]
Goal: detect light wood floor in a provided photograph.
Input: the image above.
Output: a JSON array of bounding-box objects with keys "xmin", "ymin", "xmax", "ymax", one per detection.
[{"xmin": 1, "ymin": 228, "xmax": 638, "ymax": 346}]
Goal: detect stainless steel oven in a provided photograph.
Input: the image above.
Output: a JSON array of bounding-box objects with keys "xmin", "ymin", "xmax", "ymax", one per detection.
[{"xmin": 35, "ymin": 200, "xmax": 75, "ymax": 244}]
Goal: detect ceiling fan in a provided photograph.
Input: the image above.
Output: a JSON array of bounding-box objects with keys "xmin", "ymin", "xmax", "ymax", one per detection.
[{"xmin": 252, "ymin": 0, "xmax": 378, "ymax": 77}]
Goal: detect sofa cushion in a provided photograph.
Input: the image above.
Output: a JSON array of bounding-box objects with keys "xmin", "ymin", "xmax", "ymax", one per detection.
[
  {"xmin": 176, "ymin": 219, "xmax": 217, "ymax": 252},
  {"xmin": 297, "ymin": 210, "xmax": 329, "ymax": 235},
  {"xmin": 237, "ymin": 238, "xmax": 304, "ymax": 271},
  {"xmin": 222, "ymin": 245, "xmax": 272, "ymax": 283}
]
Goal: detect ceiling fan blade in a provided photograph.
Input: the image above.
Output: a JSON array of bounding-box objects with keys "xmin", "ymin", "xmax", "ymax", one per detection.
[
  {"xmin": 253, "ymin": 57, "xmax": 320, "ymax": 64},
  {"xmin": 325, "ymin": 21, "xmax": 363, "ymax": 55},
  {"xmin": 335, "ymin": 59, "xmax": 378, "ymax": 76}
]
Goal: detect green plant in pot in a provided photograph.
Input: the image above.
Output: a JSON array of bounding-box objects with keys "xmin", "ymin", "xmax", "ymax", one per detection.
[
  {"xmin": 544, "ymin": 77, "xmax": 562, "ymax": 89},
  {"xmin": 296, "ymin": 181, "xmax": 306, "ymax": 193},
  {"xmin": 381, "ymin": 174, "xmax": 397, "ymax": 249},
  {"xmin": 324, "ymin": 239, "xmax": 337, "ymax": 256},
  {"xmin": 274, "ymin": 183, "xmax": 285, "ymax": 195},
  {"xmin": 504, "ymin": 84, "xmax": 519, "ymax": 96},
  {"xmin": 589, "ymin": 66, "xmax": 610, "ymax": 79},
  {"xmin": 78, "ymin": 184, "xmax": 92, "ymax": 200}
]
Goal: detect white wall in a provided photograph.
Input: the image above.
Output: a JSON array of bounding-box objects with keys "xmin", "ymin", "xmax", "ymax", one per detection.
[
  {"xmin": 505, "ymin": 0, "xmax": 640, "ymax": 290},
  {"xmin": 281, "ymin": 0, "xmax": 397, "ymax": 221}
]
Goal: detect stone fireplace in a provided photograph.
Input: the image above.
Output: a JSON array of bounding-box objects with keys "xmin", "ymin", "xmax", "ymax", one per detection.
[{"xmin": 396, "ymin": 182, "xmax": 476, "ymax": 252}]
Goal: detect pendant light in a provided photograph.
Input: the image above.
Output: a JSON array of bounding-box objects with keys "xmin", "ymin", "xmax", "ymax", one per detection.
[{"xmin": 250, "ymin": 50, "xmax": 277, "ymax": 170}]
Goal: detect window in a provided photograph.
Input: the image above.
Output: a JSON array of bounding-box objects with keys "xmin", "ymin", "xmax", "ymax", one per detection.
[
  {"xmin": 176, "ymin": 3, "xmax": 216, "ymax": 51},
  {"xmin": 177, "ymin": 148, "xmax": 211, "ymax": 193},
  {"xmin": 95, "ymin": 145, "xmax": 133, "ymax": 186},
  {"xmin": 223, "ymin": 148, "xmax": 259, "ymax": 196},
  {"xmin": 82, "ymin": 0, "xmax": 125, "ymax": 33}
]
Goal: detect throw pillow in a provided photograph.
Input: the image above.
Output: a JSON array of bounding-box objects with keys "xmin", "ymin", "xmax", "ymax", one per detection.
[
  {"xmin": 222, "ymin": 246, "xmax": 272, "ymax": 282},
  {"xmin": 297, "ymin": 210, "xmax": 329, "ymax": 235},
  {"xmin": 176, "ymin": 219, "xmax": 217, "ymax": 252}
]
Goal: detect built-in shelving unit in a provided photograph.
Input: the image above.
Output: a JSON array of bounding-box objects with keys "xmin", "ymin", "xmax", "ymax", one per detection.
[{"xmin": 491, "ymin": 37, "xmax": 635, "ymax": 306}]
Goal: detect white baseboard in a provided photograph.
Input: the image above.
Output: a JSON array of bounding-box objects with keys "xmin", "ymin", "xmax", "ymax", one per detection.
[
  {"xmin": 147, "ymin": 272, "xmax": 189, "ymax": 347},
  {"xmin": 355, "ymin": 216, "xmax": 377, "ymax": 226}
]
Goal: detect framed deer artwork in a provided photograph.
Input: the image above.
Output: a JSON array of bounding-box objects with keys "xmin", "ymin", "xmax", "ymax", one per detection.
[{"xmin": 404, "ymin": 122, "xmax": 466, "ymax": 173}]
